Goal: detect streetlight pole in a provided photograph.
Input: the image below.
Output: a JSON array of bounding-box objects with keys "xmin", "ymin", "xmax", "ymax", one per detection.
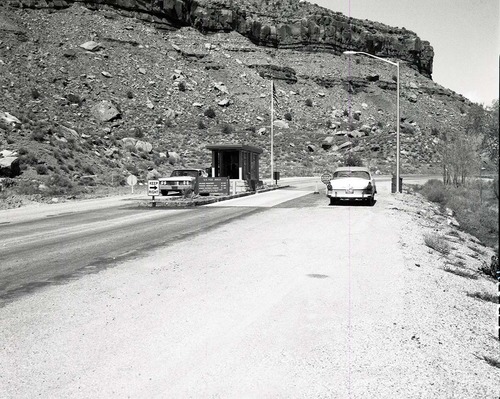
[{"xmin": 344, "ymin": 51, "xmax": 401, "ymax": 193}]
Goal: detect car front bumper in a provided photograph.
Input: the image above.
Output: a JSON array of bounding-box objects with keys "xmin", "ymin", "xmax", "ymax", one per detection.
[{"xmin": 327, "ymin": 189, "xmax": 373, "ymax": 200}]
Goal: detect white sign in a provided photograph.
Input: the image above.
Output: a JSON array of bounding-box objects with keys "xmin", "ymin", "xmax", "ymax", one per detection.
[
  {"xmin": 126, "ymin": 174, "xmax": 138, "ymax": 186},
  {"xmin": 320, "ymin": 172, "xmax": 333, "ymax": 184},
  {"xmin": 148, "ymin": 180, "xmax": 159, "ymax": 196}
]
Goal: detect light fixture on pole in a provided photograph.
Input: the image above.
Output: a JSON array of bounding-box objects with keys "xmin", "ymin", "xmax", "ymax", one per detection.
[{"xmin": 343, "ymin": 50, "xmax": 400, "ymax": 193}]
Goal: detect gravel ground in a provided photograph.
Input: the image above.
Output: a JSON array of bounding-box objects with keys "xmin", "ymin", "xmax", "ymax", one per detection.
[{"xmin": 0, "ymin": 187, "xmax": 498, "ymax": 398}]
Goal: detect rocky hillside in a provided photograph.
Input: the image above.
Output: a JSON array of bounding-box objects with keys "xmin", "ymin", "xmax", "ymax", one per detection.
[{"xmin": 0, "ymin": 0, "xmax": 474, "ymax": 201}]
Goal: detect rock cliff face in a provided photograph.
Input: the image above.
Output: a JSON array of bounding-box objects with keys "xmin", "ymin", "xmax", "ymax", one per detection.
[{"xmin": 7, "ymin": 0, "xmax": 434, "ymax": 78}]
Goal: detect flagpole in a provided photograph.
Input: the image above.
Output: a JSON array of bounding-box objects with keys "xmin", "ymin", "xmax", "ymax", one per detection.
[{"xmin": 271, "ymin": 80, "xmax": 274, "ymax": 182}]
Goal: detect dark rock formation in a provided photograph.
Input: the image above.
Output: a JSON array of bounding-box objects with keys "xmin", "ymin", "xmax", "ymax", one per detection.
[
  {"xmin": 249, "ymin": 64, "xmax": 297, "ymax": 83},
  {"xmin": 6, "ymin": 0, "xmax": 434, "ymax": 78}
]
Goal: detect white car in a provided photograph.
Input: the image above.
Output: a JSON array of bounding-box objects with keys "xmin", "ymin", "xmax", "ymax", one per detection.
[
  {"xmin": 326, "ymin": 166, "xmax": 377, "ymax": 206},
  {"xmin": 159, "ymin": 168, "xmax": 208, "ymax": 196}
]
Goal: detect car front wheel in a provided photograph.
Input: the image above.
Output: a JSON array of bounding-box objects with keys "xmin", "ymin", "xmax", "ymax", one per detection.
[{"xmin": 329, "ymin": 197, "xmax": 337, "ymax": 206}]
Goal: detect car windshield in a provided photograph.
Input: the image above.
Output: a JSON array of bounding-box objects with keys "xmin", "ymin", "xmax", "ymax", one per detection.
[
  {"xmin": 170, "ymin": 170, "xmax": 198, "ymax": 178},
  {"xmin": 333, "ymin": 171, "xmax": 370, "ymax": 180}
]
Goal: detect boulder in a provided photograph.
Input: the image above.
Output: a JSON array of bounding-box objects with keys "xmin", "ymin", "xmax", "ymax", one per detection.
[
  {"xmin": 321, "ymin": 136, "xmax": 335, "ymax": 150},
  {"xmin": 168, "ymin": 152, "xmax": 181, "ymax": 165},
  {"xmin": 164, "ymin": 108, "xmax": 177, "ymax": 120},
  {"xmin": 307, "ymin": 144, "xmax": 316, "ymax": 152},
  {"xmin": 213, "ymin": 82, "xmax": 229, "ymax": 94},
  {"xmin": 218, "ymin": 98, "xmax": 230, "ymax": 107},
  {"xmin": 348, "ymin": 130, "xmax": 365, "ymax": 138},
  {"xmin": 359, "ymin": 124, "xmax": 371, "ymax": 134},
  {"xmin": 273, "ymin": 120, "xmax": 289, "ymax": 129},
  {"xmin": 80, "ymin": 41, "xmax": 101, "ymax": 51},
  {"xmin": 91, "ymin": 100, "xmax": 120, "ymax": 122},
  {"xmin": 135, "ymin": 140, "xmax": 153, "ymax": 153},
  {"xmin": 121, "ymin": 137, "xmax": 137, "ymax": 147},
  {"xmin": 366, "ymin": 74, "xmax": 380, "ymax": 82},
  {"xmin": 339, "ymin": 141, "xmax": 353, "ymax": 150},
  {"xmin": 0, "ymin": 111, "xmax": 21, "ymax": 126},
  {"xmin": 0, "ymin": 157, "xmax": 20, "ymax": 177},
  {"xmin": 147, "ymin": 169, "xmax": 161, "ymax": 180},
  {"xmin": 0, "ymin": 150, "xmax": 16, "ymax": 157}
]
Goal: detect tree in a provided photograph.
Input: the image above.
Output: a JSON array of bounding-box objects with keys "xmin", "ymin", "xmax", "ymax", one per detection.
[
  {"xmin": 439, "ymin": 128, "xmax": 481, "ymax": 186},
  {"xmin": 482, "ymin": 99, "xmax": 499, "ymax": 167}
]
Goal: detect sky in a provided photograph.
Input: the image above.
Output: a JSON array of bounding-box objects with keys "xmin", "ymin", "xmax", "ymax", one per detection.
[{"xmin": 313, "ymin": 0, "xmax": 499, "ymax": 106}]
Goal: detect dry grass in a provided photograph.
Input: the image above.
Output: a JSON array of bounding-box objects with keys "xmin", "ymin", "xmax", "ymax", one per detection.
[
  {"xmin": 467, "ymin": 291, "xmax": 497, "ymax": 304},
  {"xmin": 475, "ymin": 354, "xmax": 500, "ymax": 369},
  {"xmin": 442, "ymin": 266, "xmax": 478, "ymax": 280},
  {"xmin": 424, "ymin": 233, "xmax": 450, "ymax": 255}
]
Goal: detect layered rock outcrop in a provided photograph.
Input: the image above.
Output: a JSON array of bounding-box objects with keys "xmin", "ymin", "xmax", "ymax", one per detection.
[{"xmin": 6, "ymin": 0, "xmax": 434, "ymax": 78}]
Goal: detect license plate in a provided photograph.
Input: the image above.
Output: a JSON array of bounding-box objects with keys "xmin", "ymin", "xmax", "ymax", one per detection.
[{"xmin": 345, "ymin": 188, "xmax": 354, "ymax": 194}]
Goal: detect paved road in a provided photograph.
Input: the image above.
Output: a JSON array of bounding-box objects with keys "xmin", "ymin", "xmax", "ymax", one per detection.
[
  {"xmin": 0, "ymin": 175, "xmax": 438, "ymax": 304},
  {"xmin": 6, "ymin": 174, "xmax": 492, "ymax": 398}
]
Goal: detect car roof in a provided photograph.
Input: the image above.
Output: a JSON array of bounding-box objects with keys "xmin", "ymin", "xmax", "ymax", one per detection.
[{"xmin": 334, "ymin": 166, "xmax": 371, "ymax": 172}]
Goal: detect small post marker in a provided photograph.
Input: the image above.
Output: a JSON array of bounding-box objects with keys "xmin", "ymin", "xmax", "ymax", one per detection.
[{"xmin": 314, "ymin": 182, "xmax": 319, "ymax": 194}]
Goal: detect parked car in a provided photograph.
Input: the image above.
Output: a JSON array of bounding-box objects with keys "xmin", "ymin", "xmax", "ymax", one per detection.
[
  {"xmin": 326, "ymin": 166, "xmax": 377, "ymax": 206},
  {"xmin": 159, "ymin": 168, "xmax": 208, "ymax": 196}
]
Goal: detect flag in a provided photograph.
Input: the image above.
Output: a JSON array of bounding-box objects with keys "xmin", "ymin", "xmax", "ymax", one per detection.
[{"xmin": 272, "ymin": 80, "xmax": 279, "ymax": 109}]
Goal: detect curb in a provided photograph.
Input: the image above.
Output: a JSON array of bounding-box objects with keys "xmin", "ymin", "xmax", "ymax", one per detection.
[{"xmin": 143, "ymin": 185, "xmax": 291, "ymax": 208}]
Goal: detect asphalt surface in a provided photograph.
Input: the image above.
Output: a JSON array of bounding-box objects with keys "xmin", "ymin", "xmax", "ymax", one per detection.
[{"xmin": 6, "ymin": 175, "xmax": 495, "ymax": 398}]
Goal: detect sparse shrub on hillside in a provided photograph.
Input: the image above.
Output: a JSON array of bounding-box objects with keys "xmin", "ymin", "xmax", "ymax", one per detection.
[
  {"xmin": 31, "ymin": 88, "xmax": 40, "ymax": 99},
  {"xmin": 178, "ymin": 81, "xmax": 187, "ymax": 92},
  {"xmin": 31, "ymin": 130, "xmax": 45, "ymax": 142},
  {"xmin": 18, "ymin": 147, "xmax": 28, "ymax": 155},
  {"xmin": 343, "ymin": 152, "xmax": 363, "ymax": 166},
  {"xmin": 204, "ymin": 107, "xmax": 216, "ymax": 118},
  {"xmin": 305, "ymin": 98, "xmax": 313, "ymax": 107},
  {"xmin": 247, "ymin": 126, "xmax": 256, "ymax": 133},
  {"xmin": 134, "ymin": 127, "xmax": 144, "ymax": 138},
  {"xmin": 125, "ymin": 163, "xmax": 139, "ymax": 176},
  {"xmin": 126, "ymin": 90, "xmax": 134, "ymax": 99},
  {"xmin": 47, "ymin": 173, "xmax": 76, "ymax": 195},
  {"xmin": 83, "ymin": 165, "xmax": 95, "ymax": 175},
  {"xmin": 353, "ymin": 112, "xmax": 360, "ymax": 121},
  {"xmin": 392, "ymin": 75, "xmax": 397, "ymax": 82},
  {"xmin": 35, "ymin": 164, "xmax": 48, "ymax": 175},
  {"xmin": 377, "ymin": 121, "xmax": 384, "ymax": 128},
  {"xmin": 343, "ymin": 109, "xmax": 349, "ymax": 116},
  {"xmin": 15, "ymin": 180, "xmax": 40, "ymax": 195},
  {"xmin": 431, "ymin": 126, "xmax": 439, "ymax": 136},
  {"xmin": 197, "ymin": 120, "xmax": 207, "ymax": 129},
  {"xmin": 284, "ymin": 112, "xmax": 292, "ymax": 121},
  {"xmin": 421, "ymin": 179, "xmax": 446, "ymax": 204},
  {"xmin": 423, "ymin": 233, "xmax": 450, "ymax": 255},
  {"xmin": 221, "ymin": 124, "xmax": 234, "ymax": 135},
  {"xmin": 19, "ymin": 152, "xmax": 38, "ymax": 167}
]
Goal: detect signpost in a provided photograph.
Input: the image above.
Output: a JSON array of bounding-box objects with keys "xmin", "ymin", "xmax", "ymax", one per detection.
[
  {"xmin": 318, "ymin": 171, "xmax": 333, "ymax": 194},
  {"xmin": 320, "ymin": 172, "xmax": 333, "ymax": 184},
  {"xmin": 126, "ymin": 174, "xmax": 138, "ymax": 193},
  {"xmin": 148, "ymin": 180, "xmax": 159, "ymax": 206}
]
